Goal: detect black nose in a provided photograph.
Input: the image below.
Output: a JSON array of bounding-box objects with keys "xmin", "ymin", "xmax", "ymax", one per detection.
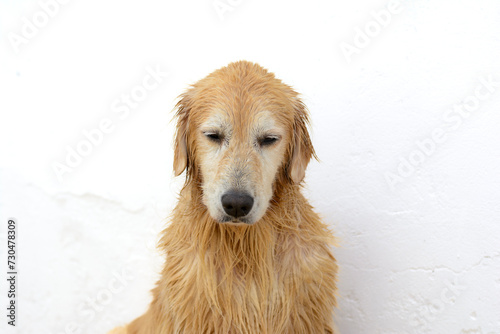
[{"xmin": 221, "ymin": 191, "xmax": 254, "ymax": 218}]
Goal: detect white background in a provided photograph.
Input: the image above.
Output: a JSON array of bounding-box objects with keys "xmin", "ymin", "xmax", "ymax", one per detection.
[{"xmin": 1, "ymin": 0, "xmax": 500, "ymax": 333}]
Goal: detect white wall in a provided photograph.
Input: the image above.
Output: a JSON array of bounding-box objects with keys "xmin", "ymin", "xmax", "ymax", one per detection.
[{"xmin": 1, "ymin": 0, "xmax": 499, "ymax": 333}]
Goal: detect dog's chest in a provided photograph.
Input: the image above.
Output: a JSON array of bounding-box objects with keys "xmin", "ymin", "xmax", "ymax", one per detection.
[{"xmin": 163, "ymin": 237, "xmax": 329, "ymax": 333}]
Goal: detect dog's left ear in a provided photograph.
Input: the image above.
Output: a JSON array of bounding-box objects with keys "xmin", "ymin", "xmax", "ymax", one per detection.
[
  {"xmin": 173, "ymin": 93, "xmax": 190, "ymax": 176},
  {"xmin": 289, "ymin": 99, "xmax": 317, "ymax": 184}
]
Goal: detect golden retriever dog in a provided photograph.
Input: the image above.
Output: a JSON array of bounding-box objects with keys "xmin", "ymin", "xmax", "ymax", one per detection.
[{"xmin": 109, "ymin": 61, "xmax": 338, "ymax": 334}]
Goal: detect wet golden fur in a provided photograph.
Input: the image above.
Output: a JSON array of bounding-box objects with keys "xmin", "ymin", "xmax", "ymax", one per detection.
[{"xmin": 109, "ymin": 61, "xmax": 338, "ymax": 333}]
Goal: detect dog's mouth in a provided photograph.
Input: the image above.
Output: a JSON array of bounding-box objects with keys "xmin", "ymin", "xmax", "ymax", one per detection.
[
  {"xmin": 219, "ymin": 215, "xmax": 254, "ymax": 225},
  {"xmin": 216, "ymin": 214, "xmax": 255, "ymax": 226}
]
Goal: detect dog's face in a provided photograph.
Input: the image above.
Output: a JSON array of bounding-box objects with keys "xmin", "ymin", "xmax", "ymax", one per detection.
[
  {"xmin": 195, "ymin": 108, "xmax": 289, "ymax": 225},
  {"xmin": 173, "ymin": 61, "xmax": 315, "ymax": 225}
]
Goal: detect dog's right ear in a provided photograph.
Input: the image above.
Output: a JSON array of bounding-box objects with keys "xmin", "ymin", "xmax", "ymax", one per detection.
[{"xmin": 173, "ymin": 92, "xmax": 190, "ymax": 176}]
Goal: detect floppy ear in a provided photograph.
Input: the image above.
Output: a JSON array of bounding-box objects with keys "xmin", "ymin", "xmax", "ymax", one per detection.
[
  {"xmin": 173, "ymin": 93, "xmax": 190, "ymax": 176},
  {"xmin": 289, "ymin": 99, "xmax": 317, "ymax": 184}
]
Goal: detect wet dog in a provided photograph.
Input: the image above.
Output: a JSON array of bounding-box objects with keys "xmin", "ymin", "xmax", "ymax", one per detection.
[{"xmin": 109, "ymin": 61, "xmax": 338, "ymax": 333}]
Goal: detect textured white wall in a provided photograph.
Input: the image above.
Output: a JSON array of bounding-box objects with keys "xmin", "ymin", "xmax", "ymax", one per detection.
[{"xmin": 1, "ymin": 0, "xmax": 500, "ymax": 333}]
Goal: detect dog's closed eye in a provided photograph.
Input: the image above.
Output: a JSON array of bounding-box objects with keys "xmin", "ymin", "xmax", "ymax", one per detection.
[
  {"xmin": 204, "ymin": 132, "xmax": 224, "ymax": 143},
  {"xmin": 258, "ymin": 135, "xmax": 280, "ymax": 147}
]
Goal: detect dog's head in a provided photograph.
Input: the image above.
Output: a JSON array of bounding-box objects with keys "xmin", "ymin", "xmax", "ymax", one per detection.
[{"xmin": 173, "ymin": 61, "xmax": 316, "ymax": 225}]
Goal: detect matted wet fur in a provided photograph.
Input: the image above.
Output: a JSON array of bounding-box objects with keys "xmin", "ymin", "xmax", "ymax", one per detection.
[{"xmin": 109, "ymin": 61, "xmax": 338, "ymax": 334}]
